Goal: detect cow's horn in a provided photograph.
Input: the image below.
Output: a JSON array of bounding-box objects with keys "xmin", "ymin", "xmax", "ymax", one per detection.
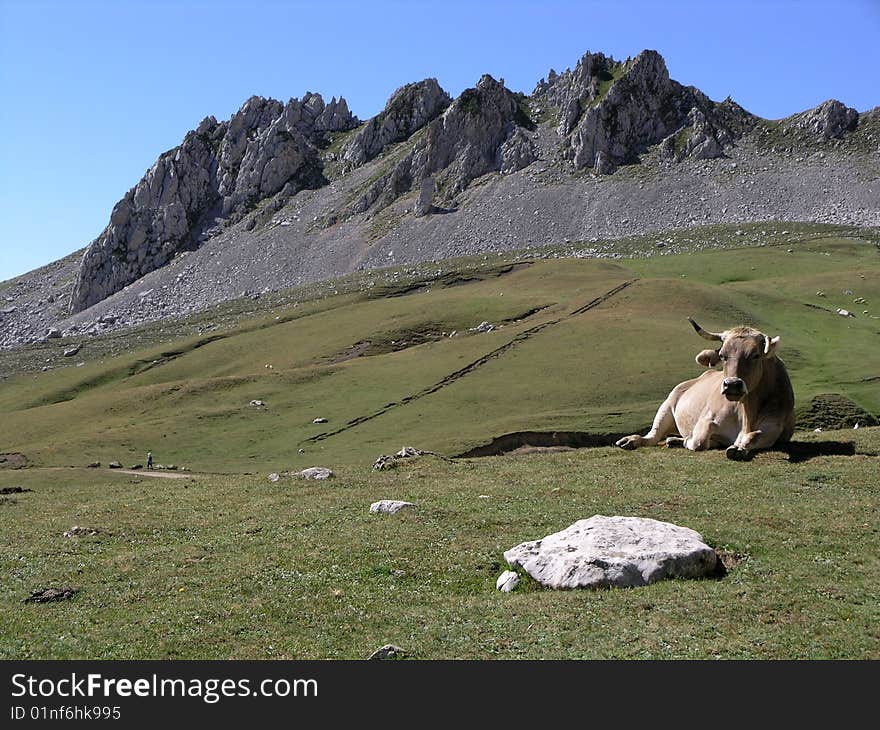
[{"xmin": 687, "ymin": 317, "xmax": 724, "ymax": 341}]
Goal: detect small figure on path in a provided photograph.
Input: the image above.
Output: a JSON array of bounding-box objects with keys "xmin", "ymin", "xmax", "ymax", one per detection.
[{"xmin": 146, "ymin": 451, "xmax": 153, "ymax": 470}]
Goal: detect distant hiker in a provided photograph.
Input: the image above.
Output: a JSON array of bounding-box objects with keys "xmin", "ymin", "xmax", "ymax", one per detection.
[{"xmin": 147, "ymin": 451, "xmax": 153, "ymax": 469}]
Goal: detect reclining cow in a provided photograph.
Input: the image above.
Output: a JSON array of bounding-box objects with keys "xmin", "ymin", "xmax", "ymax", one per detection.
[{"xmin": 616, "ymin": 317, "xmax": 795, "ymax": 460}]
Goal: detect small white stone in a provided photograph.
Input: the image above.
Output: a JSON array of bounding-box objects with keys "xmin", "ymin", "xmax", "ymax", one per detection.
[
  {"xmin": 496, "ymin": 570, "xmax": 520, "ymax": 592},
  {"xmin": 368, "ymin": 644, "xmax": 404, "ymax": 660},
  {"xmin": 395, "ymin": 446, "xmax": 422, "ymax": 458},
  {"xmin": 370, "ymin": 500, "xmax": 416, "ymax": 514},
  {"xmin": 295, "ymin": 467, "xmax": 334, "ymax": 480}
]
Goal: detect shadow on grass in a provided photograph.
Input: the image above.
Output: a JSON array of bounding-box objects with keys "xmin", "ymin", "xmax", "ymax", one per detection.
[
  {"xmin": 779, "ymin": 440, "xmax": 857, "ymax": 463},
  {"xmin": 457, "ymin": 430, "xmax": 630, "ymax": 457},
  {"xmin": 458, "ymin": 432, "xmax": 863, "ymax": 465}
]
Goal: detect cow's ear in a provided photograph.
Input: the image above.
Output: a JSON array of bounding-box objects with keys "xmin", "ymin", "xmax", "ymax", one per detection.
[
  {"xmin": 764, "ymin": 335, "xmax": 780, "ymax": 358},
  {"xmin": 696, "ymin": 349, "xmax": 720, "ymax": 367}
]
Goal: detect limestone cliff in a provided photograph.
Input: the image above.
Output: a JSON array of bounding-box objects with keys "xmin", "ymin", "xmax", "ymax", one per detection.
[{"xmin": 69, "ymin": 93, "xmax": 358, "ymax": 312}]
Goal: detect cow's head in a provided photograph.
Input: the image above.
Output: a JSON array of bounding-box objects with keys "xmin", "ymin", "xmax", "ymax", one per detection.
[{"xmin": 688, "ymin": 317, "xmax": 780, "ymax": 402}]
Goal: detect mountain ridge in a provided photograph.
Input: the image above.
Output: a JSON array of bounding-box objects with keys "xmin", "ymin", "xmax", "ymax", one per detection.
[{"xmin": 1, "ymin": 48, "xmax": 877, "ymax": 350}]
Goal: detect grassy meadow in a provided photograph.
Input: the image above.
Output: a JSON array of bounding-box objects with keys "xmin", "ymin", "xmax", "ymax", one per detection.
[
  {"xmin": 1, "ymin": 429, "xmax": 877, "ymax": 659},
  {"xmin": 0, "ymin": 222, "xmax": 877, "ymax": 658}
]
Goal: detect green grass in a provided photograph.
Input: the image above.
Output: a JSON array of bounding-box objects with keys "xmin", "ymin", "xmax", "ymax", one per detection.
[
  {"xmin": 1, "ymin": 426, "xmax": 877, "ymax": 659},
  {"xmin": 0, "ymin": 225, "xmax": 877, "ymax": 472},
  {"xmin": 0, "ymin": 222, "xmax": 878, "ymax": 658},
  {"xmin": 590, "ymin": 61, "xmax": 629, "ymax": 108}
]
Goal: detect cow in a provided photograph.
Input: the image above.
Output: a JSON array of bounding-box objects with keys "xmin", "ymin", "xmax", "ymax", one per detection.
[{"xmin": 615, "ymin": 317, "xmax": 795, "ymax": 460}]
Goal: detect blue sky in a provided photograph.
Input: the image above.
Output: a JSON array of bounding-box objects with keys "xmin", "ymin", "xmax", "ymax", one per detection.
[{"xmin": 1, "ymin": 0, "xmax": 878, "ymax": 282}]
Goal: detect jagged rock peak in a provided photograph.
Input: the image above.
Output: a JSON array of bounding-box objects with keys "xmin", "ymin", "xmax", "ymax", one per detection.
[
  {"xmin": 68, "ymin": 91, "xmax": 357, "ymax": 313},
  {"xmin": 346, "ymin": 73, "xmax": 537, "ymax": 217},
  {"xmin": 540, "ymin": 49, "xmax": 755, "ymax": 173},
  {"xmin": 784, "ymin": 99, "xmax": 859, "ymax": 139},
  {"xmin": 342, "ymin": 78, "xmax": 451, "ymax": 169},
  {"xmin": 425, "ymin": 73, "xmax": 537, "ymax": 187},
  {"xmin": 557, "ymin": 50, "xmax": 677, "ymax": 171},
  {"xmin": 532, "ymin": 50, "xmax": 624, "ymax": 132}
]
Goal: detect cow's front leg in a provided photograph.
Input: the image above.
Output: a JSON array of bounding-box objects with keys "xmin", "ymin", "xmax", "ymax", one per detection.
[
  {"xmin": 726, "ymin": 425, "xmax": 782, "ymax": 460},
  {"xmin": 616, "ymin": 392, "xmax": 677, "ymax": 450},
  {"xmin": 684, "ymin": 415, "xmax": 716, "ymax": 451},
  {"xmin": 725, "ymin": 443, "xmax": 753, "ymax": 461}
]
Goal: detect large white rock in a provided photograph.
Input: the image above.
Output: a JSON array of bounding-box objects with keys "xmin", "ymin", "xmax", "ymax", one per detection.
[
  {"xmin": 370, "ymin": 500, "xmax": 415, "ymax": 514},
  {"xmin": 504, "ymin": 515, "xmax": 717, "ymax": 590}
]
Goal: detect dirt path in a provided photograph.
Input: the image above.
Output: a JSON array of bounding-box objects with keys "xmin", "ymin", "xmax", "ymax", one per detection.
[
  {"xmin": 113, "ymin": 469, "xmax": 195, "ymax": 479},
  {"xmin": 303, "ymin": 279, "xmax": 637, "ymax": 445}
]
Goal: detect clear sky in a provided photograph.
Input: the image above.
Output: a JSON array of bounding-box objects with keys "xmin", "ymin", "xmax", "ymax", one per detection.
[{"xmin": 1, "ymin": 0, "xmax": 878, "ymax": 282}]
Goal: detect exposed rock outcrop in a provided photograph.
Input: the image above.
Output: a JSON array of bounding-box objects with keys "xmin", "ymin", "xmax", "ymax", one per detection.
[
  {"xmin": 348, "ymin": 74, "xmax": 537, "ymax": 215},
  {"xmin": 367, "ymin": 644, "xmax": 405, "ymax": 660},
  {"xmin": 414, "ymin": 176, "xmax": 436, "ymax": 216},
  {"xmin": 784, "ymin": 99, "xmax": 859, "ymax": 139},
  {"xmin": 42, "ymin": 47, "xmax": 868, "ymax": 325},
  {"xmin": 69, "ymin": 94, "xmax": 358, "ymax": 313},
  {"xmin": 536, "ymin": 50, "xmax": 754, "ymax": 172},
  {"xmin": 534, "ymin": 50, "xmax": 619, "ymax": 136},
  {"xmin": 341, "ymin": 79, "xmax": 451, "ymax": 169},
  {"xmin": 496, "ymin": 570, "xmax": 520, "ymax": 592},
  {"xmin": 499, "ymin": 127, "xmax": 538, "ymax": 173},
  {"xmin": 659, "ymin": 103, "xmax": 744, "ymax": 162}
]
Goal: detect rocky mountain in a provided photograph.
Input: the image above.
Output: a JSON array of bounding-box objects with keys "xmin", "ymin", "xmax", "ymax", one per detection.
[
  {"xmin": 2, "ymin": 48, "xmax": 877, "ymax": 350},
  {"xmin": 535, "ymin": 50, "xmax": 752, "ymax": 172},
  {"xmin": 69, "ymin": 92, "xmax": 359, "ymax": 313},
  {"xmin": 340, "ymin": 78, "xmax": 451, "ymax": 170}
]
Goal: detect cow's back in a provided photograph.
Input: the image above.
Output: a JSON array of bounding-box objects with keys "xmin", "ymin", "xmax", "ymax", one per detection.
[{"xmin": 768, "ymin": 358, "xmax": 796, "ymax": 444}]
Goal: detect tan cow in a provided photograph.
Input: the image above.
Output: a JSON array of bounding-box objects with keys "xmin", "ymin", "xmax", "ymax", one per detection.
[{"xmin": 616, "ymin": 317, "xmax": 795, "ymax": 460}]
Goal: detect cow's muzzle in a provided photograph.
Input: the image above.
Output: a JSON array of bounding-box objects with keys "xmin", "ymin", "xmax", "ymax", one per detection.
[{"xmin": 722, "ymin": 377, "xmax": 747, "ymax": 401}]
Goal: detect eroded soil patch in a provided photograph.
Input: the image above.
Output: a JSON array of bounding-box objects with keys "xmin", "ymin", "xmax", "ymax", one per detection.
[
  {"xmin": 369, "ymin": 262, "xmax": 534, "ymax": 299},
  {"xmin": 0, "ymin": 452, "xmax": 27, "ymax": 469},
  {"xmin": 457, "ymin": 430, "xmax": 634, "ymax": 458},
  {"xmin": 305, "ymin": 280, "xmax": 636, "ymax": 445},
  {"xmin": 23, "ymin": 587, "xmax": 79, "ymax": 604},
  {"xmin": 327, "ymin": 307, "xmax": 552, "ymax": 365},
  {"xmin": 715, "ymin": 550, "xmax": 748, "ymax": 572},
  {"xmin": 0, "ymin": 486, "xmax": 33, "ymax": 495}
]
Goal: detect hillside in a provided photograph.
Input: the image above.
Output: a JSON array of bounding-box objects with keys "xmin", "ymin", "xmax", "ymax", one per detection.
[
  {"xmin": 0, "ymin": 224, "xmax": 877, "ymax": 472},
  {"xmin": 2, "ymin": 224, "xmax": 878, "ymax": 660},
  {"xmin": 1, "ymin": 48, "xmax": 878, "ymax": 350}
]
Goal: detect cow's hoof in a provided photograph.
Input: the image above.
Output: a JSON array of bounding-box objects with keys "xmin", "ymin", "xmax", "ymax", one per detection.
[
  {"xmin": 726, "ymin": 445, "xmax": 749, "ymax": 461},
  {"xmin": 665, "ymin": 437, "xmax": 685, "ymax": 448},
  {"xmin": 616, "ymin": 436, "xmax": 640, "ymax": 450}
]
